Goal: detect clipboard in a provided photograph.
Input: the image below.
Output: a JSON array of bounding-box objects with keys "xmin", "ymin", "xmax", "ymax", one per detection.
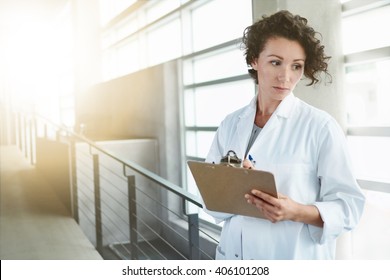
[{"xmin": 187, "ymin": 160, "xmax": 278, "ymax": 219}]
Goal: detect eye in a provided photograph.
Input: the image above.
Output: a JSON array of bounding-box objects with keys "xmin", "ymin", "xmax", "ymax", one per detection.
[
  {"xmin": 271, "ymin": 60, "xmax": 281, "ymax": 66},
  {"xmin": 292, "ymin": 64, "xmax": 303, "ymax": 70}
]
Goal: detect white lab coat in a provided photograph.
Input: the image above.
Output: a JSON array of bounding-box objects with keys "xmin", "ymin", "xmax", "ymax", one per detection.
[{"xmin": 205, "ymin": 93, "xmax": 365, "ymax": 260}]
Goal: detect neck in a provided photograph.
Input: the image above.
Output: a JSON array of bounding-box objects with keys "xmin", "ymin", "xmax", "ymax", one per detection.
[{"xmin": 256, "ymin": 93, "xmax": 281, "ymax": 116}]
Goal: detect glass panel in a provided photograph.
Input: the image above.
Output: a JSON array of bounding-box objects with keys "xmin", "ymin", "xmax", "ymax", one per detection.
[
  {"xmin": 101, "ymin": 50, "xmax": 114, "ymax": 81},
  {"xmin": 191, "ymin": 0, "xmax": 252, "ymax": 52},
  {"xmin": 346, "ymin": 59, "xmax": 390, "ymax": 126},
  {"xmin": 100, "ymin": 15, "xmax": 139, "ymax": 50},
  {"xmin": 185, "ymin": 131, "xmax": 197, "ymax": 157},
  {"xmin": 351, "ymin": 189, "xmax": 390, "ymax": 259},
  {"xmin": 115, "ymin": 16, "xmax": 139, "ymax": 43},
  {"xmin": 342, "ymin": 5, "xmax": 390, "ymax": 54},
  {"xmin": 116, "ymin": 38, "xmax": 141, "ymax": 76},
  {"xmin": 185, "ymin": 80, "xmax": 254, "ymax": 127},
  {"xmin": 347, "ymin": 136, "xmax": 390, "ymax": 183},
  {"xmin": 101, "ymin": 38, "xmax": 141, "ymax": 81},
  {"xmin": 146, "ymin": 0, "xmax": 181, "ymax": 24},
  {"xmin": 146, "ymin": 18, "xmax": 182, "ymax": 66},
  {"xmin": 183, "ymin": 47, "xmax": 249, "ymax": 85},
  {"xmin": 186, "ymin": 166, "xmax": 217, "ymax": 223},
  {"xmin": 184, "ymin": 89, "xmax": 196, "ymax": 126},
  {"xmin": 185, "ymin": 131, "xmax": 216, "ymax": 159},
  {"xmin": 99, "ymin": 0, "xmax": 137, "ymax": 26}
]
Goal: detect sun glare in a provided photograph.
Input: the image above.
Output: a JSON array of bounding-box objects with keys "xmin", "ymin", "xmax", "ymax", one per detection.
[{"xmin": 1, "ymin": 1, "xmax": 73, "ymax": 124}]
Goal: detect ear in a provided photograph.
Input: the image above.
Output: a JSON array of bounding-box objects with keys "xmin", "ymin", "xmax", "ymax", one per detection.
[{"xmin": 250, "ymin": 59, "xmax": 258, "ymax": 71}]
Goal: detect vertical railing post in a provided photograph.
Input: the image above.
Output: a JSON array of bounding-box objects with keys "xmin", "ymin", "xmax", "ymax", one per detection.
[
  {"xmin": 31, "ymin": 116, "xmax": 37, "ymax": 165},
  {"xmin": 69, "ymin": 138, "xmax": 79, "ymax": 223},
  {"xmin": 43, "ymin": 124, "xmax": 48, "ymax": 139},
  {"xmin": 56, "ymin": 130, "xmax": 61, "ymax": 142},
  {"xmin": 93, "ymin": 154, "xmax": 103, "ymax": 254},
  {"xmin": 24, "ymin": 115, "xmax": 28, "ymax": 158},
  {"xmin": 29, "ymin": 117, "xmax": 34, "ymax": 165},
  {"xmin": 17, "ymin": 113, "xmax": 22, "ymax": 150},
  {"xmin": 127, "ymin": 175, "xmax": 138, "ymax": 260},
  {"xmin": 188, "ymin": 213, "xmax": 200, "ymax": 260}
]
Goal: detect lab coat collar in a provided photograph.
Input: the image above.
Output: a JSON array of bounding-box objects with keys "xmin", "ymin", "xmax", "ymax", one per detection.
[
  {"xmin": 235, "ymin": 93, "xmax": 295, "ymax": 158},
  {"xmin": 274, "ymin": 92, "xmax": 296, "ymax": 119},
  {"xmin": 239, "ymin": 92, "xmax": 296, "ymax": 120}
]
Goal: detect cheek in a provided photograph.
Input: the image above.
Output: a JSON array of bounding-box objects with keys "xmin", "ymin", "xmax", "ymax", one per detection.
[
  {"xmin": 292, "ymin": 71, "xmax": 304, "ymax": 84},
  {"xmin": 258, "ymin": 67, "xmax": 276, "ymax": 81}
]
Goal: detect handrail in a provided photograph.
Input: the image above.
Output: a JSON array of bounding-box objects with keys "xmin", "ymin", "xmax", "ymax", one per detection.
[
  {"xmin": 17, "ymin": 111, "xmax": 216, "ymax": 260},
  {"xmin": 35, "ymin": 113, "xmax": 203, "ymax": 208}
]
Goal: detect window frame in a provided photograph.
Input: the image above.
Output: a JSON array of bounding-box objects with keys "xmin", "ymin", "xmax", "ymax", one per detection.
[{"xmin": 342, "ymin": 0, "xmax": 390, "ymax": 193}]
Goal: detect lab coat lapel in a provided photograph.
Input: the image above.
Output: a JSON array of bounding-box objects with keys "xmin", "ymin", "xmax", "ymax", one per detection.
[
  {"xmin": 247, "ymin": 93, "xmax": 296, "ymax": 154},
  {"xmin": 235, "ymin": 96, "xmax": 257, "ymax": 159}
]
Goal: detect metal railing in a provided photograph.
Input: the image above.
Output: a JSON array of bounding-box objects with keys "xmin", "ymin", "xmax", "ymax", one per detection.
[{"xmin": 15, "ymin": 112, "xmax": 217, "ymax": 260}]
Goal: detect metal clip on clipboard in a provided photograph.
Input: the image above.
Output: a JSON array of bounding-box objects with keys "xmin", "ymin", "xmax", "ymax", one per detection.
[{"xmin": 220, "ymin": 150, "xmax": 242, "ymax": 168}]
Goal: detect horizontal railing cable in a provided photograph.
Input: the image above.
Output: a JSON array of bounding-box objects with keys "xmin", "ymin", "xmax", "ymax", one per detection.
[
  {"xmin": 78, "ymin": 196, "xmax": 133, "ymax": 259},
  {"xmin": 99, "ymin": 199, "xmax": 130, "ymax": 231},
  {"xmin": 21, "ymin": 112, "xmax": 217, "ymax": 260},
  {"xmin": 134, "ymin": 197, "xmax": 189, "ymax": 243},
  {"xmin": 133, "ymin": 184, "xmax": 184, "ymax": 220},
  {"xmin": 99, "ymin": 178, "xmax": 129, "ymax": 210},
  {"xmin": 131, "ymin": 211, "xmax": 188, "ymax": 260},
  {"xmin": 77, "ymin": 181, "xmax": 95, "ymax": 197},
  {"xmin": 99, "ymin": 163, "xmax": 129, "ymax": 184},
  {"xmin": 133, "ymin": 229, "xmax": 166, "ymax": 260}
]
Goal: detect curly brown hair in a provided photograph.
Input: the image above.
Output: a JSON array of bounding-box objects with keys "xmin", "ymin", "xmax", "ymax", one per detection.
[{"xmin": 242, "ymin": 10, "xmax": 331, "ymax": 86}]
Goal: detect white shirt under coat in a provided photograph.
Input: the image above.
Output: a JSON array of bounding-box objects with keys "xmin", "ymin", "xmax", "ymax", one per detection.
[{"xmin": 205, "ymin": 93, "xmax": 365, "ymax": 260}]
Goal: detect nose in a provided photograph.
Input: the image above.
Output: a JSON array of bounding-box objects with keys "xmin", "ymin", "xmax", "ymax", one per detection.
[{"xmin": 277, "ymin": 67, "xmax": 290, "ymax": 83}]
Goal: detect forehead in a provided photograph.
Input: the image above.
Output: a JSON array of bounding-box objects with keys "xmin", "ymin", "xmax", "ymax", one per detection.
[{"xmin": 260, "ymin": 37, "xmax": 306, "ymax": 59}]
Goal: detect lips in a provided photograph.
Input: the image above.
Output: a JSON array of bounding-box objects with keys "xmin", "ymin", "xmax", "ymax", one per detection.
[{"xmin": 273, "ymin": 86, "xmax": 290, "ymax": 93}]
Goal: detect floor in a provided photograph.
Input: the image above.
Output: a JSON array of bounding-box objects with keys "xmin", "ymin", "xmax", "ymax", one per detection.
[{"xmin": 0, "ymin": 145, "xmax": 103, "ymax": 260}]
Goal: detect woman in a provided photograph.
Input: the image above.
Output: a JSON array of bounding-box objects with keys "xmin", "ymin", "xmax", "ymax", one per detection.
[{"xmin": 205, "ymin": 10, "xmax": 365, "ymax": 259}]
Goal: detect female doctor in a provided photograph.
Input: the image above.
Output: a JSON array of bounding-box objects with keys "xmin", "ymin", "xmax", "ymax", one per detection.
[{"xmin": 205, "ymin": 10, "xmax": 365, "ymax": 259}]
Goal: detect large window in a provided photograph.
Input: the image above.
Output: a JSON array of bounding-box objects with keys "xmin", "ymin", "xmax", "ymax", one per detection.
[
  {"xmin": 342, "ymin": 5, "xmax": 390, "ymax": 55},
  {"xmin": 345, "ymin": 59, "xmax": 390, "ymax": 126},
  {"xmin": 99, "ymin": 0, "xmax": 253, "ymax": 223},
  {"xmin": 181, "ymin": 0, "xmax": 253, "ymax": 221},
  {"xmin": 190, "ymin": 0, "xmax": 252, "ymax": 52},
  {"xmin": 342, "ymin": 1, "xmax": 390, "ymax": 188},
  {"xmin": 99, "ymin": 0, "xmax": 190, "ymax": 81}
]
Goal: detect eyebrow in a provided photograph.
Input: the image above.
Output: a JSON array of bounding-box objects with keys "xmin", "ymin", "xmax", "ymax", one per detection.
[{"xmin": 267, "ymin": 54, "xmax": 305, "ymax": 62}]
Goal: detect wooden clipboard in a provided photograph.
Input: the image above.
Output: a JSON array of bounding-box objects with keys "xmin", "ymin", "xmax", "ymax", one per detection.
[{"xmin": 187, "ymin": 160, "xmax": 278, "ymax": 219}]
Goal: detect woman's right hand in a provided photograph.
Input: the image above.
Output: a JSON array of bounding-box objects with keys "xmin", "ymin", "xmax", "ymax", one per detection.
[{"xmin": 242, "ymin": 159, "xmax": 255, "ymax": 169}]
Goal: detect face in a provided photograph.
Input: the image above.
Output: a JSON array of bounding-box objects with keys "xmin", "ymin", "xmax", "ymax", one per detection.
[{"xmin": 251, "ymin": 37, "xmax": 306, "ymax": 102}]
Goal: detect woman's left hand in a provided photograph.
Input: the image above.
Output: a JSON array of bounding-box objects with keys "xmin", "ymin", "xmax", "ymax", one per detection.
[
  {"xmin": 244, "ymin": 190, "xmax": 324, "ymax": 227},
  {"xmin": 245, "ymin": 190, "xmax": 299, "ymax": 223}
]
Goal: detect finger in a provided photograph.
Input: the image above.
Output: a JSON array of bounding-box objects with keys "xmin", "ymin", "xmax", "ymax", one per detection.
[
  {"xmin": 251, "ymin": 190, "xmax": 279, "ymax": 207},
  {"xmin": 245, "ymin": 194, "xmax": 263, "ymax": 207},
  {"xmin": 245, "ymin": 193, "xmax": 268, "ymax": 205},
  {"xmin": 242, "ymin": 159, "xmax": 254, "ymax": 169},
  {"xmin": 245, "ymin": 194, "xmax": 270, "ymax": 216}
]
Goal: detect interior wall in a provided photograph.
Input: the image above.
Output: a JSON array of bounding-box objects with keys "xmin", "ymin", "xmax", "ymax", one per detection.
[
  {"xmin": 76, "ymin": 60, "xmax": 182, "ymax": 186},
  {"xmin": 35, "ymin": 137, "xmax": 71, "ymax": 213}
]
